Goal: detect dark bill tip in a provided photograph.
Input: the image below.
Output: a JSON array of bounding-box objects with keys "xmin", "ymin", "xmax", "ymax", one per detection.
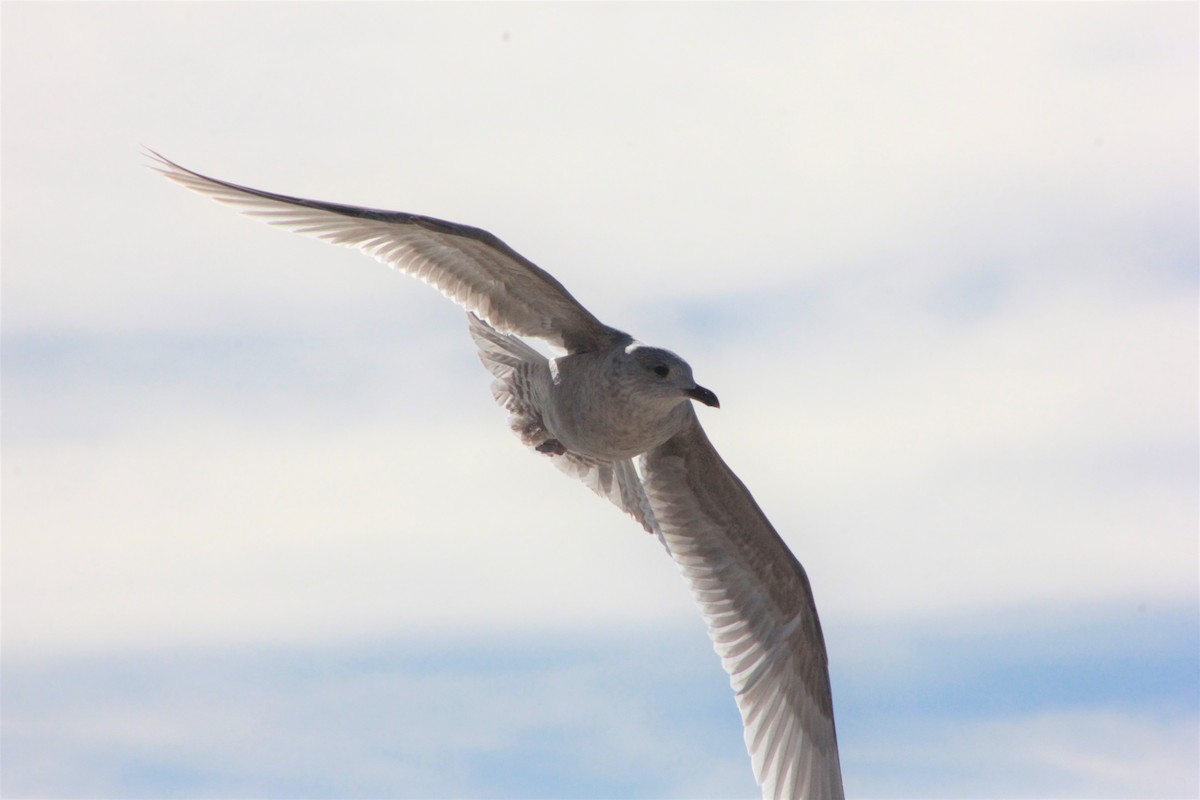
[{"xmin": 686, "ymin": 385, "xmax": 720, "ymax": 408}]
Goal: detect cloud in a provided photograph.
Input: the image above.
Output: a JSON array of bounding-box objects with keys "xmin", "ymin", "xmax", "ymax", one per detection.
[
  {"xmin": 4, "ymin": 610, "xmax": 1195, "ymax": 798},
  {"xmin": 2, "ymin": 630, "xmax": 756, "ymax": 798},
  {"xmin": 847, "ymin": 708, "xmax": 1199, "ymax": 799},
  {"xmin": 2, "ymin": 3, "xmax": 1194, "ymax": 333},
  {"xmin": 5, "ymin": 281, "xmax": 1194, "ymax": 654}
]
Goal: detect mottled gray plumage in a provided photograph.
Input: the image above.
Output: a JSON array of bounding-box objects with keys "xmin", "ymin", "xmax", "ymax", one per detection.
[{"xmin": 150, "ymin": 151, "xmax": 845, "ymax": 799}]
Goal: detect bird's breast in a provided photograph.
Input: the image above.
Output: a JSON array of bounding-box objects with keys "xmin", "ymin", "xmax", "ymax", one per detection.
[{"xmin": 543, "ymin": 362, "xmax": 686, "ymax": 461}]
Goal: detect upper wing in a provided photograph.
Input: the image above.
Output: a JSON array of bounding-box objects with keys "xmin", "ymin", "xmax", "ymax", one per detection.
[
  {"xmin": 148, "ymin": 151, "xmax": 622, "ymax": 353},
  {"xmin": 639, "ymin": 409, "xmax": 844, "ymax": 800}
]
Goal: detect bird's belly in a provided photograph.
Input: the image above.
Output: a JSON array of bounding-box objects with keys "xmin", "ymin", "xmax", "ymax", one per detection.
[{"xmin": 545, "ymin": 395, "xmax": 684, "ymax": 461}]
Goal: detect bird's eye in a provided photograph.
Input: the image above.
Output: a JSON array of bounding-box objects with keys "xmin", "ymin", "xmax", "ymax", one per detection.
[{"xmin": 653, "ymin": 365, "xmax": 670, "ymax": 377}]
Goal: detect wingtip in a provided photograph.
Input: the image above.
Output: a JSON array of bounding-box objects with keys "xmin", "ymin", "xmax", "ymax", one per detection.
[
  {"xmin": 142, "ymin": 147, "xmax": 186, "ymax": 181},
  {"xmin": 141, "ymin": 145, "xmax": 169, "ymax": 165}
]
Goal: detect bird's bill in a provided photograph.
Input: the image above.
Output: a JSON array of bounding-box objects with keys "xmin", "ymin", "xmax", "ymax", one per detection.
[{"xmin": 686, "ymin": 385, "xmax": 720, "ymax": 408}]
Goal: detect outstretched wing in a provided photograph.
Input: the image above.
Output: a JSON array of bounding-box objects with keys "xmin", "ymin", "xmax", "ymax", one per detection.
[
  {"xmin": 148, "ymin": 151, "xmax": 622, "ymax": 353},
  {"xmin": 640, "ymin": 409, "xmax": 844, "ymax": 800}
]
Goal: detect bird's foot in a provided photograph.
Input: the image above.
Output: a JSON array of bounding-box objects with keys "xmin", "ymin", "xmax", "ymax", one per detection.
[{"xmin": 535, "ymin": 439, "xmax": 566, "ymax": 456}]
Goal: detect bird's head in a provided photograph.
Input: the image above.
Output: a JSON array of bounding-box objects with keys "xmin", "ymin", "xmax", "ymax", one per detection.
[{"xmin": 621, "ymin": 343, "xmax": 720, "ymax": 410}]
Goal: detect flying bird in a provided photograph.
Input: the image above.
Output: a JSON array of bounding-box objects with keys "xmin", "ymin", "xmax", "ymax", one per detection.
[{"xmin": 150, "ymin": 151, "xmax": 845, "ymax": 800}]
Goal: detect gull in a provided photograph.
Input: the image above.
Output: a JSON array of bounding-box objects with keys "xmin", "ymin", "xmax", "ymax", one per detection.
[{"xmin": 149, "ymin": 151, "xmax": 845, "ymax": 800}]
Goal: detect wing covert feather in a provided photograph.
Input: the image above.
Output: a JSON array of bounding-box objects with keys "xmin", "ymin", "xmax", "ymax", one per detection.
[
  {"xmin": 640, "ymin": 410, "xmax": 844, "ymax": 800},
  {"xmin": 148, "ymin": 151, "xmax": 620, "ymax": 353}
]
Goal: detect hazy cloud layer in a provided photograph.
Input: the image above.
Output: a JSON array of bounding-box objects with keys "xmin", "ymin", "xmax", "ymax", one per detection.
[{"xmin": 5, "ymin": 609, "xmax": 1196, "ymax": 798}]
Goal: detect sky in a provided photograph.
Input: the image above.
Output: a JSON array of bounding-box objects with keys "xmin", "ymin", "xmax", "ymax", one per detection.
[{"xmin": 2, "ymin": 2, "xmax": 1197, "ymax": 798}]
